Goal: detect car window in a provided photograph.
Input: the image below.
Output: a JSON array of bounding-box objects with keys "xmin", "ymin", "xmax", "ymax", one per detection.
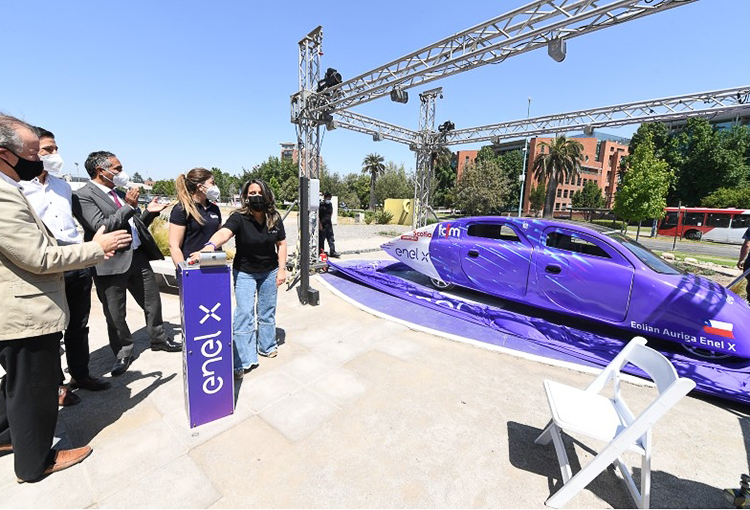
[
  {"xmin": 546, "ymin": 231, "xmax": 610, "ymax": 258},
  {"xmin": 732, "ymin": 214, "xmax": 750, "ymax": 229},
  {"xmin": 605, "ymin": 233, "xmax": 682, "ymax": 275},
  {"xmin": 661, "ymin": 212, "xmax": 678, "ymax": 228},
  {"xmin": 467, "ymin": 223, "xmax": 521, "ymax": 242}
]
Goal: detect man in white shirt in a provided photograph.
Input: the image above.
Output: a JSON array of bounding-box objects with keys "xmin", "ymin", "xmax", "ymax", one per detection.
[{"xmin": 21, "ymin": 128, "xmax": 111, "ymax": 403}]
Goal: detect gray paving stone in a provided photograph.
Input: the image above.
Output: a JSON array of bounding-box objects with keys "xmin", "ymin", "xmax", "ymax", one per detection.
[
  {"xmin": 259, "ymin": 388, "xmax": 340, "ymax": 442},
  {"xmin": 309, "ymin": 368, "xmax": 370, "ymax": 407},
  {"xmin": 162, "ymin": 403, "xmax": 254, "ymax": 450},
  {"xmin": 83, "ymin": 420, "xmax": 187, "ymax": 500},
  {"xmin": 374, "ymin": 336, "xmax": 423, "ymax": 360},
  {"xmin": 277, "ymin": 352, "xmax": 339, "ymax": 384},
  {"xmin": 235, "ymin": 370, "xmax": 303, "ymax": 413},
  {"xmin": 310, "ymin": 334, "xmax": 374, "ymax": 364},
  {"xmin": 98, "ymin": 454, "xmax": 221, "ymax": 508},
  {"xmin": 0, "ymin": 461, "xmax": 94, "ymax": 509}
]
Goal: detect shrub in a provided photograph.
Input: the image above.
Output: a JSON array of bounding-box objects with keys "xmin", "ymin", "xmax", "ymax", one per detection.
[
  {"xmin": 590, "ymin": 219, "xmax": 627, "ymax": 230},
  {"xmin": 374, "ymin": 210, "xmax": 393, "ymax": 224},
  {"xmin": 149, "ymin": 217, "xmax": 171, "ymax": 256},
  {"xmin": 364, "ymin": 212, "xmax": 375, "ymax": 225}
]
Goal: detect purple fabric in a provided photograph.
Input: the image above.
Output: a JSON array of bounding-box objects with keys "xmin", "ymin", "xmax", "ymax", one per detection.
[{"xmin": 326, "ymin": 260, "xmax": 750, "ymax": 405}]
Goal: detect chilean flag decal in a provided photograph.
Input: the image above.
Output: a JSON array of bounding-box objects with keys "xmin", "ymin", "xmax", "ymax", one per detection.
[{"xmin": 703, "ymin": 319, "xmax": 735, "ymax": 339}]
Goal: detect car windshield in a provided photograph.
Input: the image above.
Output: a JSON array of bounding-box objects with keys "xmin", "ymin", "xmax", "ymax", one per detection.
[{"xmin": 604, "ymin": 232, "xmax": 683, "ymax": 275}]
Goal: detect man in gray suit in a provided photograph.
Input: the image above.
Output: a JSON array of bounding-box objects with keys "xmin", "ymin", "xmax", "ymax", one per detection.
[
  {"xmin": 0, "ymin": 115, "xmax": 131, "ymax": 482},
  {"xmin": 74, "ymin": 151, "xmax": 182, "ymax": 377}
]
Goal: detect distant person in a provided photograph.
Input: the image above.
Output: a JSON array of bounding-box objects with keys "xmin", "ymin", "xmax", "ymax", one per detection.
[
  {"xmin": 0, "ymin": 114, "xmax": 130, "ymax": 483},
  {"xmin": 319, "ymin": 191, "xmax": 340, "ymax": 257},
  {"xmin": 21, "ymin": 127, "xmax": 111, "ymax": 408},
  {"xmin": 169, "ymin": 168, "xmax": 222, "ymax": 268},
  {"xmin": 74, "ymin": 151, "xmax": 181, "ymax": 378},
  {"xmin": 737, "ymin": 227, "xmax": 750, "ymax": 300},
  {"xmin": 191, "ymin": 179, "xmax": 287, "ymax": 379}
]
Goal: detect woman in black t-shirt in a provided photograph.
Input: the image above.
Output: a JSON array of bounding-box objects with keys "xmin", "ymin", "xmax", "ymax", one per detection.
[
  {"xmin": 191, "ymin": 179, "xmax": 287, "ymax": 379},
  {"xmin": 168, "ymin": 168, "xmax": 222, "ymax": 267}
]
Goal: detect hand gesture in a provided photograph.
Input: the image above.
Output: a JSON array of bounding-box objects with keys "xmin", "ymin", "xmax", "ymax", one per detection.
[
  {"xmin": 93, "ymin": 226, "xmax": 132, "ymax": 259},
  {"xmin": 147, "ymin": 197, "xmax": 169, "ymax": 213},
  {"xmin": 124, "ymin": 187, "xmax": 140, "ymax": 208}
]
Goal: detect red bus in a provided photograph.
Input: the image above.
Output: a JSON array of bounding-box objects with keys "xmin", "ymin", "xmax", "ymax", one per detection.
[{"xmin": 657, "ymin": 207, "xmax": 750, "ymax": 244}]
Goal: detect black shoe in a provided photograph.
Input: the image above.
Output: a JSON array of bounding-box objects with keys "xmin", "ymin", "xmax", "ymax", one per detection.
[
  {"xmin": 330, "ymin": 252, "xmax": 341, "ymax": 258},
  {"xmin": 151, "ymin": 339, "xmax": 182, "ymax": 353},
  {"xmin": 111, "ymin": 356, "xmax": 133, "ymax": 377},
  {"xmin": 70, "ymin": 376, "xmax": 111, "ymax": 392}
]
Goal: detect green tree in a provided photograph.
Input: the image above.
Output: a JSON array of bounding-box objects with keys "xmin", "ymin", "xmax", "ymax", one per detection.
[
  {"xmin": 571, "ymin": 181, "xmax": 605, "ymax": 209},
  {"xmin": 374, "ymin": 162, "xmax": 413, "ymax": 205},
  {"xmin": 210, "ymin": 167, "xmax": 240, "ymax": 203},
  {"xmin": 702, "ymin": 187, "xmax": 750, "ymax": 209},
  {"xmin": 532, "ymin": 136, "xmax": 584, "ymax": 218},
  {"xmin": 131, "ymin": 171, "xmax": 144, "ymax": 183},
  {"xmin": 528, "ymin": 178, "xmax": 546, "ymax": 216},
  {"xmin": 344, "ymin": 173, "xmax": 371, "ymax": 209},
  {"xmin": 453, "ymin": 158, "xmax": 511, "ymax": 216},
  {"xmin": 239, "ymin": 157, "xmax": 298, "ymax": 203},
  {"xmin": 151, "ymin": 179, "xmax": 176, "ymax": 197},
  {"xmin": 431, "ymin": 147, "xmax": 456, "ymax": 207},
  {"xmin": 613, "ymin": 134, "xmax": 672, "ymax": 239},
  {"xmin": 362, "ymin": 153, "xmax": 385, "ymax": 210}
]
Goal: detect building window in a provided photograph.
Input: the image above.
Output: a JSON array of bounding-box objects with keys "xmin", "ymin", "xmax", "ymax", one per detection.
[
  {"xmin": 607, "ymin": 171, "xmax": 611, "ymax": 181},
  {"xmin": 577, "ymin": 176, "xmax": 581, "ymax": 186},
  {"xmin": 585, "ymin": 155, "xmax": 589, "ymax": 161},
  {"xmin": 555, "ymin": 202, "xmax": 560, "ymax": 210},
  {"xmin": 557, "ymin": 189, "xmax": 562, "ymax": 198},
  {"xmin": 595, "ymin": 140, "xmax": 603, "ymax": 162},
  {"xmin": 563, "ymin": 190, "xmax": 568, "ymax": 198}
]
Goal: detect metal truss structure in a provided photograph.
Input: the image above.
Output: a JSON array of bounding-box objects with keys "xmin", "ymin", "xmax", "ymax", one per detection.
[
  {"xmin": 443, "ymin": 85, "xmax": 750, "ymax": 145},
  {"xmin": 290, "ymin": 0, "xmax": 701, "ymax": 303}
]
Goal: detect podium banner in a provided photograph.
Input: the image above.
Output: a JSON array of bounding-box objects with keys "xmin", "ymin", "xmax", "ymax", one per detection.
[{"xmin": 179, "ymin": 264, "xmax": 234, "ymax": 428}]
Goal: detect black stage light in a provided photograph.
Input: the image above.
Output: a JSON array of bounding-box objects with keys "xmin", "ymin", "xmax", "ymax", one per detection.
[
  {"xmin": 438, "ymin": 120, "xmax": 455, "ymax": 133},
  {"xmin": 390, "ymin": 87, "xmax": 409, "ymax": 104},
  {"xmin": 317, "ymin": 68, "xmax": 342, "ymax": 92}
]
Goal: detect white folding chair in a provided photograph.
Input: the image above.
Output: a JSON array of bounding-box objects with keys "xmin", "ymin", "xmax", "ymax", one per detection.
[{"xmin": 534, "ymin": 336, "xmax": 696, "ymax": 509}]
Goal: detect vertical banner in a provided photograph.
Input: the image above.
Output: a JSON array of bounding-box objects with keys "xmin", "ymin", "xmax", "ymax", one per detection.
[{"xmin": 179, "ymin": 264, "xmax": 234, "ymax": 428}]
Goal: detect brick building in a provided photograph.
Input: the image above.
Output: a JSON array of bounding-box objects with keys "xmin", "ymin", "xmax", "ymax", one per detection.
[{"xmin": 520, "ymin": 133, "xmax": 629, "ymax": 215}]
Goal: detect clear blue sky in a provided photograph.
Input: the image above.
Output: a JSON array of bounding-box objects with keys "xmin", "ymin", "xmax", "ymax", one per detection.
[{"xmin": 2, "ymin": 0, "xmax": 747, "ymax": 181}]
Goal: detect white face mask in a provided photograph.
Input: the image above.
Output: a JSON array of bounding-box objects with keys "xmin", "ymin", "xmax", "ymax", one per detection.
[
  {"xmin": 205, "ymin": 185, "xmax": 220, "ymax": 201},
  {"xmin": 41, "ymin": 153, "xmax": 64, "ymax": 176},
  {"xmin": 106, "ymin": 169, "xmax": 130, "ymax": 187}
]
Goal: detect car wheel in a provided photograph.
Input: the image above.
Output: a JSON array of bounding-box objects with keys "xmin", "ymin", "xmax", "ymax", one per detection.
[
  {"xmin": 683, "ymin": 345, "xmax": 731, "ymax": 360},
  {"xmin": 430, "ymin": 277, "xmax": 454, "ymax": 291},
  {"xmin": 684, "ymin": 230, "xmax": 702, "ymax": 240}
]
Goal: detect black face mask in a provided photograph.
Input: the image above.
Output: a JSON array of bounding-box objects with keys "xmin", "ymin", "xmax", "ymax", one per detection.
[
  {"xmin": 3, "ymin": 148, "xmax": 44, "ymax": 181},
  {"xmin": 247, "ymin": 195, "xmax": 266, "ymax": 211}
]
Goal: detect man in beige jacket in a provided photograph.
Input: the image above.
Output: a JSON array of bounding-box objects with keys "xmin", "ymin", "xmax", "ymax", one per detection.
[{"xmin": 0, "ymin": 115, "xmax": 131, "ymax": 483}]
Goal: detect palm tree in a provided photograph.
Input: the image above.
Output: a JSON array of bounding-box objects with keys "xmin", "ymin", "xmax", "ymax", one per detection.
[
  {"xmin": 532, "ymin": 136, "xmax": 584, "ymax": 218},
  {"xmin": 362, "ymin": 153, "xmax": 385, "ymax": 210}
]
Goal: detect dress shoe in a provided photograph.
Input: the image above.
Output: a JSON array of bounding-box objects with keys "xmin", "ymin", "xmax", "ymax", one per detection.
[
  {"xmin": 58, "ymin": 386, "xmax": 81, "ymax": 407},
  {"xmin": 329, "ymin": 252, "xmax": 341, "ymax": 258},
  {"xmin": 111, "ymin": 355, "xmax": 133, "ymax": 377},
  {"xmin": 17, "ymin": 446, "xmax": 92, "ymax": 483},
  {"xmin": 70, "ymin": 376, "xmax": 111, "ymax": 392},
  {"xmin": 151, "ymin": 338, "xmax": 182, "ymax": 352}
]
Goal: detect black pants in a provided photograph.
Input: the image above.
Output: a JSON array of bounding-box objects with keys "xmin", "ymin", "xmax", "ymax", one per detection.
[
  {"xmin": 94, "ymin": 248, "xmax": 168, "ymax": 360},
  {"xmin": 62, "ymin": 269, "xmax": 93, "ymax": 382},
  {"xmin": 0, "ymin": 333, "xmax": 61, "ymax": 481},
  {"xmin": 319, "ymin": 224, "xmax": 336, "ymax": 253}
]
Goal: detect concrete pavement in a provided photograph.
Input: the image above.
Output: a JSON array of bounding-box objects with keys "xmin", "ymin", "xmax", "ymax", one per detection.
[{"xmin": 1, "ymin": 251, "xmax": 748, "ymax": 508}]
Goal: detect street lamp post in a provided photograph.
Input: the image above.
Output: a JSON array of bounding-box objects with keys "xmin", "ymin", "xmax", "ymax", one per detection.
[
  {"xmin": 517, "ymin": 97, "xmax": 531, "ymax": 218},
  {"xmin": 74, "ymin": 162, "xmax": 80, "ymax": 181}
]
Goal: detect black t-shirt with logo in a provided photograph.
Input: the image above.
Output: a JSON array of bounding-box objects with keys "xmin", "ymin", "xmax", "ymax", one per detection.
[
  {"xmin": 223, "ymin": 212, "xmax": 286, "ymax": 274},
  {"xmin": 169, "ymin": 202, "xmax": 222, "ymax": 257}
]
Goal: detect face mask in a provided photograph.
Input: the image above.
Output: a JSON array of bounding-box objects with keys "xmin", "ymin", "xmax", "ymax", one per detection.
[
  {"xmin": 205, "ymin": 185, "xmax": 220, "ymax": 201},
  {"xmin": 103, "ymin": 168, "xmax": 129, "ymax": 187},
  {"xmin": 247, "ymin": 195, "xmax": 265, "ymax": 211},
  {"xmin": 324, "ymin": 199, "xmax": 331, "ymax": 204},
  {"xmin": 41, "ymin": 153, "xmax": 64, "ymax": 176},
  {"xmin": 3, "ymin": 148, "xmax": 44, "ymax": 181}
]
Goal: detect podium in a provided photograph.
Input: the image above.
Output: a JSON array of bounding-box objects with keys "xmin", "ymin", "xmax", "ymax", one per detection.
[{"xmin": 178, "ymin": 256, "xmax": 234, "ymax": 428}]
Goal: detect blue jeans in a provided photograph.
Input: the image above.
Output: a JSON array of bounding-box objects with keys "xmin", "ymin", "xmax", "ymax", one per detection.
[{"xmin": 233, "ymin": 268, "xmax": 278, "ymax": 370}]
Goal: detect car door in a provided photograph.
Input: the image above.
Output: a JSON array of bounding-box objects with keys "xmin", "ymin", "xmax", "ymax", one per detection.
[
  {"xmin": 459, "ymin": 221, "xmax": 533, "ymax": 299},
  {"xmin": 534, "ymin": 227, "xmax": 634, "ymax": 322}
]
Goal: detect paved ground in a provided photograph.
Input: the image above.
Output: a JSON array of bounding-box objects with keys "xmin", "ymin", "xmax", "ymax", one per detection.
[{"xmin": 1, "ymin": 247, "xmax": 749, "ymax": 508}]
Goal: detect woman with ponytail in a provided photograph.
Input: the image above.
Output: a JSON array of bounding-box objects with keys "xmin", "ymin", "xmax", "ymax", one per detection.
[
  {"xmin": 168, "ymin": 168, "xmax": 222, "ymax": 267},
  {"xmin": 190, "ymin": 178, "xmax": 287, "ymax": 379}
]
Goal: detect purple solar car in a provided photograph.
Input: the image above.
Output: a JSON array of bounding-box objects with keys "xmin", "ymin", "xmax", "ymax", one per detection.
[{"xmin": 382, "ymin": 217, "xmax": 749, "ymax": 359}]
